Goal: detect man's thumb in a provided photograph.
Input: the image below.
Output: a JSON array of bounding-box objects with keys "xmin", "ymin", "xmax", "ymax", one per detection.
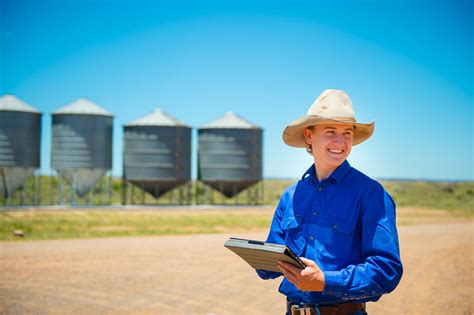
[{"xmin": 300, "ymin": 257, "xmax": 316, "ymax": 267}]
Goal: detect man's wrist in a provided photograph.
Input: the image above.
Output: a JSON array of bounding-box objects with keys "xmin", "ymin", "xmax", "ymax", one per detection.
[{"xmin": 322, "ymin": 270, "xmax": 344, "ymax": 296}]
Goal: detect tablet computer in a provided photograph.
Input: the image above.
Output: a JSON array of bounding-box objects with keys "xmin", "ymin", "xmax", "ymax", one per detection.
[{"xmin": 224, "ymin": 237, "xmax": 305, "ymax": 272}]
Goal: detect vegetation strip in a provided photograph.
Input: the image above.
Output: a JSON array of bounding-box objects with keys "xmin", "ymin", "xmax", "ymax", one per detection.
[{"xmin": 0, "ymin": 206, "xmax": 472, "ymax": 241}]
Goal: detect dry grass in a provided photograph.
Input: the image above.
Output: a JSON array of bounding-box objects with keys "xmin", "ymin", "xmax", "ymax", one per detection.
[{"xmin": 0, "ymin": 205, "xmax": 472, "ymax": 241}]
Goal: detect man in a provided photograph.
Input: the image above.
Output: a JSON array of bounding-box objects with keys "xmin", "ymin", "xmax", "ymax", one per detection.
[{"xmin": 257, "ymin": 89, "xmax": 403, "ymax": 315}]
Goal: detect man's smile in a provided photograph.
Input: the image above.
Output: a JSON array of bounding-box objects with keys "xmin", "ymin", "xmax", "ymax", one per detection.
[{"xmin": 327, "ymin": 148, "xmax": 344, "ymax": 154}]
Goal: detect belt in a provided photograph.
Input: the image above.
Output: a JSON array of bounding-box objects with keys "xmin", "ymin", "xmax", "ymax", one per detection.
[{"xmin": 287, "ymin": 301, "xmax": 366, "ymax": 315}]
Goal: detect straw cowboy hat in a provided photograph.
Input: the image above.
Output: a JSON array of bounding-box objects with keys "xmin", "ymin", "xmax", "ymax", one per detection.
[{"xmin": 282, "ymin": 89, "xmax": 375, "ymax": 147}]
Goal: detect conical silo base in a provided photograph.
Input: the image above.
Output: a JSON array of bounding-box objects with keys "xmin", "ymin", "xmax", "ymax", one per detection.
[
  {"xmin": 0, "ymin": 167, "xmax": 35, "ymax": 198},
  {"xmin": 58, "ymin": 168, "xmax": 107, "ymax": 197},
  {"xmin": 203, "ymin": 181, "xmax": 258, "ymax": 198},
  {"xmin": 129, "ymin": 180, "xmax": 187, "ymax": 198}
]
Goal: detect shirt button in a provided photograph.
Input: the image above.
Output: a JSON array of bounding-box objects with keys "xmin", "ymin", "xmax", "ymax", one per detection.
[
  {"xmin": 312, "ymin": 211, "xmax": 318, "ymax": 216},
  {"xmin": 310, "ymin": 236, "xmax": 314, "ymax": 240},
  {"xmin": 333, "ymin": 224, "xmax": 338, "ymax": 229},
  {"xmin": 318, "ymin": 187, "xmax": 323, "ymax": 191}
]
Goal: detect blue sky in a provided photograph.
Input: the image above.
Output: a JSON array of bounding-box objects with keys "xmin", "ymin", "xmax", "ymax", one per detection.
[{"xmin": 1, "ymin": 0, "xmax": 472, "ymax": 180}]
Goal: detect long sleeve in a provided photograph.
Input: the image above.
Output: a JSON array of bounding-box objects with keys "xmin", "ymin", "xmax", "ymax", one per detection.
[
  {"xmin": 322, "ymin": 188, "xmax": 403, "ymax": 300},
  {"xmin": 256, "ymin": 195, "xmax": 287, "ymax": 280}
]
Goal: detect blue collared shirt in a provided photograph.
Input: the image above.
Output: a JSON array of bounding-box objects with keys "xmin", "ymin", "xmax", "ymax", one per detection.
[{"xmin": 257, "ymin": 160, "xmax": 403, "ymax": 304}]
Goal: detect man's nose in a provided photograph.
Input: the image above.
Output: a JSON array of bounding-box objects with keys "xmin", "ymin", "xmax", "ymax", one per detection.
[{"xmin": 333, "ymin": 133, "xmax": 344, "ymax": 144}]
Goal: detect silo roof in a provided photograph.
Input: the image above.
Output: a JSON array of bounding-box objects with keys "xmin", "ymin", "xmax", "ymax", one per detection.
[
  {"xmin": 53, "ymin": 98, "xmax": 113, "ymax": 117},
  {"xmin": 0, "ymin": 94, "xmax": 41, "ymax": 113},
  {"xmin": 200, "ymin": 111, "xmax": 261, "ymax": 129},
  {"xmin": 124, "ymin": 108, "xmax": 190, "ymax": 127}
]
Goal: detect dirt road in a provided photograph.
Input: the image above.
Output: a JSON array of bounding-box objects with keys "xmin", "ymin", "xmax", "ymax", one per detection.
[{"xmin": 0, "ymin": 222, "xmax": 472, "ymax": 314}]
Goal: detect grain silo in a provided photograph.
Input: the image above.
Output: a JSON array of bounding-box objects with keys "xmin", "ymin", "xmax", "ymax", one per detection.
[
  {"xmin": 51, "ymin": 98, "xmax": 113, "ymax": 199},
  {"xmin": 0, "ymin": 95, "xmax": 41, "ymax": 199},
  {"xmin": 198, "ymin": 112, "xmax": 262, "ymax": 198},
  {"xmin": 123, "ymin": 108, "xmax": 191, "ymax": 203}
]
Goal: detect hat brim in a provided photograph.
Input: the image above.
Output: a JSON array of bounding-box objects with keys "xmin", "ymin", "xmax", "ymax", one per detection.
[{"xmin": 282, "ymin": 115, "xmax": 375, "ymax": 147}]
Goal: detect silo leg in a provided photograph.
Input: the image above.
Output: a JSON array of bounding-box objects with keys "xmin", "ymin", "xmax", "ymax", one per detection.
[
  {"xmin": 108, "ymin": 175, "xmax": 112, "ymax": 205},
  {"xmin": 18, "ymin": 182, "xmax": 24, "ymax": 206},
  {"xmin": 187, "ymin": 182, "xmax": 192, "ymax": 205},
  {"xmin": 58, "ymin": 175, "xmax": 62, "ymax": 206},
  {"xmin": 0, "ymin": 168, "xmax": 6, "ymax": 203},
  {"xmin": 88, "ymin": 185, "xmax": 92, "ymax": 206},
  {"xmin": 71, "ymin": 184, "xmax": 76, "ymax": 206},
  {"xmin": 35, "ymin": 174, "xmax": 41, "ymax": 206},
  {"xmin": 49, "ymin": 173, "xmax": 54, "ymax": 205},
  {"xmin": 121, "ymin": 178, "xmax": 126, "ymax": 205}
]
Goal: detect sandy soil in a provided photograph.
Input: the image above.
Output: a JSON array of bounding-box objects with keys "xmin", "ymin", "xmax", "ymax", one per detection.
[{"xmin": 0, "ymin": 222, "xmax": 472, "ymax": 315}]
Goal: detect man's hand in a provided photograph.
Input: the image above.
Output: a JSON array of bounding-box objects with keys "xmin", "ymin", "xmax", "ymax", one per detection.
[{"xmin": 277, "ymin": 257, "xmax": 325, "ymax": 291}]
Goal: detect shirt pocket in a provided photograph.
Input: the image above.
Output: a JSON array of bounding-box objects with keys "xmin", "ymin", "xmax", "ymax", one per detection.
[
  {"xmin": 280, "ymin": 216, "xmax": 304, "ymax": 256},
  {"xmin": 315, "ymin": 218, "xmax": 357, "ymax": 268}
]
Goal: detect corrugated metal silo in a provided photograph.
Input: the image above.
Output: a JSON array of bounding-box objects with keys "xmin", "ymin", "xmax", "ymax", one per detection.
[
  {"xmin": 123, "ymin": 108, "xmax": 191, "ymax": 198},
  {"xmin": 198, "ymin": 112, "xmax": 262, "ymax": 198},
  {"xmin": 51, "ymin": 98, "xmax": 113, "ymax": 197},
  {"xmin": 0, "ymin": 95, "xmax": 42, "ymax": 197}
]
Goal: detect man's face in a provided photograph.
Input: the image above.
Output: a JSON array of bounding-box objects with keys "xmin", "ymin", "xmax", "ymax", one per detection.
[{"xmin": 304, "ymin": 123, "xmax": 354, "ymax": 169}]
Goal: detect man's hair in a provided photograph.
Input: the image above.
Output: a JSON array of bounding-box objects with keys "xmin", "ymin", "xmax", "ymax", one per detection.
[{"xmin": 305, "ymin": 126, "xmax": 316, "ymax": 155}]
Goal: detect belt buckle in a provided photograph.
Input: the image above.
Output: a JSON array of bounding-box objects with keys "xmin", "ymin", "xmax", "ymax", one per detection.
[{"xmin": 290, "ymin": 304, "xmax": 314, "ymax": 315}]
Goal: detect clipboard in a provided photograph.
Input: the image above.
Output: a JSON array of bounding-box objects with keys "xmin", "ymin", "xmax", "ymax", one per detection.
[{"xmin": 224, "ymin": 237, "xmax": 305, "ymax": 272}]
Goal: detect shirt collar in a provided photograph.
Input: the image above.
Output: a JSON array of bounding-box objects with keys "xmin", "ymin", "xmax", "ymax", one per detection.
[
  {"xmin": 302, "ymin": 164, "xmax": 318, "ymax": 183},
  {"xmin": 330, "ymin": 160, "xmax": 351, "ymax": 183},
  {"xmin": 301, "ymin": 160, "xmax": 352, "ymax": 184}
]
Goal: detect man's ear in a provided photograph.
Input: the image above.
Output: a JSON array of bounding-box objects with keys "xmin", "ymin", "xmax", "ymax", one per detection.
[{"xmin": 303, "ymin": 128, "xmax": 313, "ymax": 145}]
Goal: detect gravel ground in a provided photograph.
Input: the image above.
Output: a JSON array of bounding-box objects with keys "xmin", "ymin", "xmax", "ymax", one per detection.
[{"xmin": 0, "ymin": 222, "xmax": 472, "ymax": 315}]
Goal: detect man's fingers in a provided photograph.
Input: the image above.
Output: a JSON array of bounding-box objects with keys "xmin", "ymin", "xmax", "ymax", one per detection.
[
  {"xmin": 278, "ymin": 262, "xmax": 304, "ymax": 288},
  {"xmin": 278, "ymin": 261, "xmax": 302, "ymax": 277},
  {"xmin": 277, "ymin": 257, "xmax": 325, "ymax": 292},
  {"xmin": 279, "ymin": 267, "xmax": 300, "ymax": 286}
]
